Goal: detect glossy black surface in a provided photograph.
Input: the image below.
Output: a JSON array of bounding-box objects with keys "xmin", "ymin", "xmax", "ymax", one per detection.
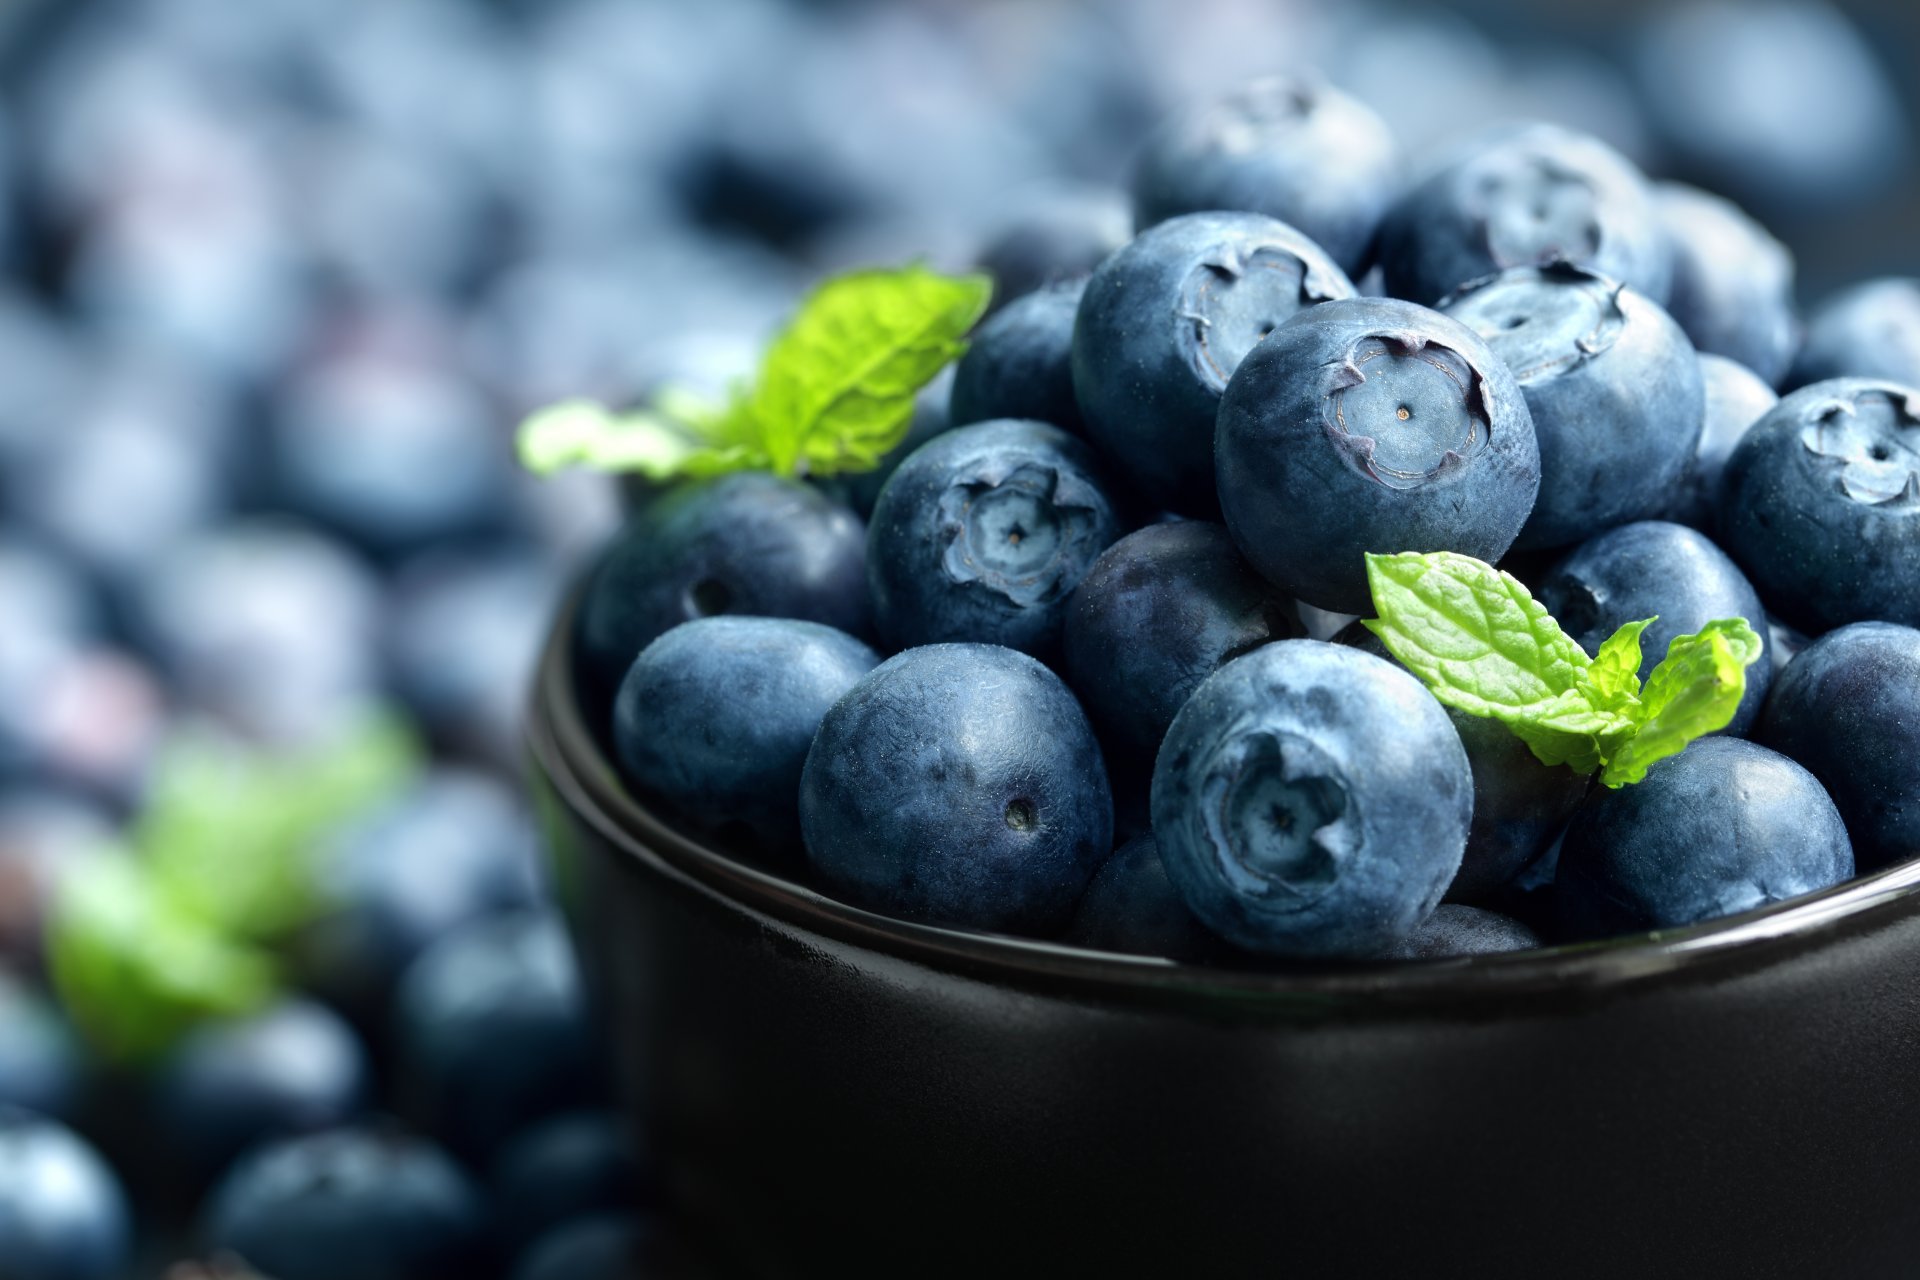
[{"xmin": 528, "ymin": 598, "xmax": 1920, "ymax": 1279}]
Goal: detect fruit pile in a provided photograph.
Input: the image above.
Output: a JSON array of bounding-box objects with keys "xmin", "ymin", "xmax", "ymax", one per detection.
[{"xmin": 561, "ymin": 82, "xmax": 1920, "ymax": 971}]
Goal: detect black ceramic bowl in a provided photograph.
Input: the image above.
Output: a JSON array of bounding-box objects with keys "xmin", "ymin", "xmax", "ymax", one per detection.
[{"xmin": 527, "ymin": 601, "xmax": 1920, "ymax": 1280}]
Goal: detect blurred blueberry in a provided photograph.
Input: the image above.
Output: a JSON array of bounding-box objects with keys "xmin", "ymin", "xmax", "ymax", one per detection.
[
  {"xmin": 1633, "ymin": 1, "xmax": 1909, "ymax": 215},
  {"xmin": 1386, "ymin": 905, "xmax": 1541, "ymax": 960},
  {"xmin": 1657, "ymin": 183, "xmax": 1798, "ymax": 388},
  {"xmin": 1132, "ymin": 74, "xmax": 1399, "ymax": 277},
  {"xmin": 490, "ymin": 1111, "xmax": 650, "ymax": 1263},
  {"xmin": 393, "ymin": 912, "xmax": 602, "ymax": 1164},
  {"xmin": 0, "ymin": 972, "xmax": 83, "ymax": 1123},
  {"xmin": 266, "ymin": 352, "xmax": 513, "ymax": 557},
  {"xmin": 1670, "ymin": 355, "xmax": 1779, "ymax": 531},
  {"xmin": 1787, "ymin": 279, "xmax": 1920, "ymax": 391},
  {"xmin": 0, "ymin": 290, "xmax": 85, "ymax": 475},
  {"xmin": 0, "ymin": 1108, "xmax": 129, "ymax": 1280},
  {"xmin": 131, "ymin": 523, "xmax": 382, "ymax": 746},
  {"xmin": 202, "ymin": 1125, "xmax": 487, "ymax": 1280},
  {"xmin": 511, "ymin": 1213, "xmax": 713, "ymax": 1280},
  {"xmin": 973, "ymin": 187, "xmax": 1129, "ymax": 313},
  {"xmin": 0, "ymin": 645, "xmax": 166, "ymax": 806},
  {"xmin": 0, "ymin": 791, "xmax": 115, "ymax": 969},
  {"xmin": 1324, "ymin": 7, "xmax": 1511, "ymax": 162},
  {"xmin": 153, "ymin": 999, "xmax": 370, "ymax": 1190},
  {"xmin": 301, "ymin": 769, "xmax": 541, "ymax": 1030},
  {"xmin": 1067, "ymin": 833, "xmax": 1219, "ymax": 963}
]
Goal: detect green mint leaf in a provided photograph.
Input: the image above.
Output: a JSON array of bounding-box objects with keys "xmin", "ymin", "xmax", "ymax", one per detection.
[
  {"xmin": 1600, "ymin": 620, "xmax": 1764, "ymax": 788},
  {"xmin": 47, "ymin": 855, "xmax": 278, "ymax": 1063},
  {"xmin": 750, "ymin": 264, "xmax": 991, "ymax": 476},
  {"xmin": 1579, "ymin": 616, "xmax": 1655, "ymax": 715},
  {"xmin": 141, "ymin": 711, "xmax": 424, "ymax": 942},
  {"xmin": 1363, "ymin": 551, "xmax": 1632, "ymax": 769},
  {"xmin": 516, "ymin": 398, "xmax": 766, "ymax": 480}
]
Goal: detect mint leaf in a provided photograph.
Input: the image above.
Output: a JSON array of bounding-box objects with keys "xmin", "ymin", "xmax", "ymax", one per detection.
[
  {"xmin": 516, "ymin": 399, "xmax": 765, "ymax": 480},
  {"xmin": 47, "ymin": 856, "xmax": 278, "ymax": 1063},
  {"xmin": 1600, "ymin": 620, "xmax": 1764, "ymax": 787},
  {"xmin": 1362, "ymin": 551, "xmax": 1630, "ymax": 769},
  {"xmin": 1582, "ymin": 617, "xmax": 1654, "ymax": 709},
  {"xmin": 750, "ymin": 264, "xmax": 991, "ymax": 476},
  {"xmin": 141, "ymin": 712, "xmax": 423, "ymax": 942}
]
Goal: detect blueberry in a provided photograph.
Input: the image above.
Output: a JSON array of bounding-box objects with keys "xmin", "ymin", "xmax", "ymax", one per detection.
[
  {"xmin": 1062, "ymin": 522, "xmax": 1302, "ymax": 776},
  {"xmin": 866, "ymin": 420, "xmax": 1119, "ymax": 656},
  {"xmin": 1786, "ymin": 279, "xmax": 1920, "ymax": 391},
  {"xmin": 1536, "ymin": 521, "xmax": 1773, "ymax": 735},
  {"xmin": 1066, "ymin": 832, "xmax": 1218, "ymax": 963},
  {"xmin": 153, "ymin": 999, "xmax": 370, "ymax": 1189},
  {"xmin": 1555, "ymin": 737, "xmax": 1853, "ymax": 937},
  {"xmin": 1386, "ymin": 905, "xmax": 1542, "ymax": 960},
  {"xmin": 491, "ymin": 1112, "xmax": 649, "ymax": 1263},
  {"xmin": 1332, "ymin": 623, "xmax": 1589, "ymax": 905},
  {"xmin": 1757, "ymin": 622, "xmax": 1920, "ymax": 872},
  {"xmin": 575, "ymin": 472, "xmax": 869, "ymax": 710},
  {"xmin": 799, "ymin": 644, "xmax": 1112, "ymax": 937},
  {"xmin": 1442, "ymin": 263, "xmax": 1703, "ymax": 551},
  {"xmin": 0, "ymin": 1108, "xmax": 129, "ymax": 1280},
  {"xmin": 1717, "ymin": 379, "xmax": 1920, "ymax": 632},
  {"xmin": 202, "ymin": 1126, "xmax": 486, "ymax": 1280},
  {"xmin": 300, "ymin": 769, "xmax": 541, "ymax": 1029},
  {"xmin": 1151, "ymin": 641, "xmax": 1470, "ymax": 959},
  {"xmin": 1632, "ymin": 1, "xmax": 1909, "ymax": 215},
  {"xmin": 949, "ymin": 278, "xmax": 1085, "ymax": 436},
  {"xmin": 1376, "ymin": 123, "xmax": 1671, "ymax": 306},
  {"xmin": 1655, "ymin": 183, "xmax": 1797, "ymax": 388},
  {"xmin": 973, "ymin": 188, "xmax": 1130, "ymax": 313},
  {"xmin": 1130, "ymin": 74, "xmax": 1399, "ymax": 278},
  {"xmin": 1072, "ymin": 211, "xmax": 1355, "ymax": 515},
  {"xmin": 393, "ymin": 912, "xmax": 603, "ymax": 1164},
  {"xmin": 511, "ymin": 1214, "xmax": 707, "ymax": 1280},
  {"xmin": 1214, "ymin": 296, "xmax": 1539, "ymax": 613},
  {"xmin": 1669, "ymin": 355, "xmax": 1779, "ymax": 532},
  {"xmin": 612, "ymin": 617, "xmax": 879, "ymax": 859},
  {"xmin": 0, "ymin": 973, "xmax": 81, "ymax": 1123}
]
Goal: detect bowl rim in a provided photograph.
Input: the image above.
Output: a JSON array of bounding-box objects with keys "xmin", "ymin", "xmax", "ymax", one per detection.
[{"xmin": 529, "ymin": 593, "xmax": 1920, "ymax": 1009}]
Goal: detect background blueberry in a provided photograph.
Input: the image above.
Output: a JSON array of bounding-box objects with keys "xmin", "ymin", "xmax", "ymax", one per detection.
[
  {"xmin": 973, "ymin": 187, "xmax": 1129, "ymax": 315},
  {"xmin": 1215, "ymin": 295, "xmax": 1540, "ymax": 613},
  {"xmin": 1442, "ymin": 262, "xmax": 1703, "ymax": 551},
  {"xmin": 152, "ymin": 998, "xmax": 370, "ymax": 1191},
  {"xmin": 1717, "ymin": 378, "xmax": 1920, "ymax": 632},
  {"xmin": 1786, "ymin": 278, "xmax": 1920, "ymax": 390},
  {"xmin": 612, "ymin": 617, "xmax": 879, "ymax": 860},
  {"xmin": 1072, "ymin": 210, "xmax": 1355, "ymax": 515},
  {"xmin": 1386, "ymin": 905, "xmax": 1542, "ymax": 960},
  {"xmin": 392, "ymin": 911, "xmax": 603, "ymax": 1165},
  {"xmin": 202, "ymin": 1126, "xmax": 486, "ymax": 1280},
  {"xmin": 1377, "ymin": 123, "xmax": 1672, "ymax": 307},
  {"xmin": 866, "ymin": 419, "xmax": 1119, "ymax": 656},
  {"xmin": 949, "ymin": 278, "xmax": 1085, "ymax": 437},
  {"xmin": 1669, "ymin": 355, "xmax": 1779, "ymax": 531},
  {"xmin": 1536, "ymin": 520, "xmax": 1773, "ymax": 736},
  {"xmin": 1656, "ymin": 182, "xmax": 1798, "ymax": 387},
  {"xmin": 1062, "ymin": 521, "xmax": 1302, "ymax": 778},
  {"xmin": 800, "ymin": 644, "xmax": 1112, "ymax": 937},
  {"xmin": 1332, "ymin": 622, "xmax": 1590, "ymax": 905},
  {"xmin": 1555, "ymin": 737, "xmax": 1853, "ymax": 937},
  {"xmin": 1151, "ymin": 641, "xmax": 1470, "ymax": 959},
  {"xmin": 1130, "ymin": 74, "xmax": 1399, "ymax": 278},
  {"xmin": 491, "ymin": 1111, "xmax": 649, "ymax": 1265},
  {"xmin": 1066, "ymin": 832, "xmax": 1219, "ymax": 963},
  {"xmin": 0, "ymin": 1108, "xmax": 129, "ymax": 1280},
  {"xmin": 1758, "ymin": 622, "xmax": 1920, "ymax": 872},
  {"xmin": 574, "ymin": 472, "xmax": 869, "ymax": 713},
  {"xmin": 511, "ymin": 1213, "xmax": 708, "ymax": 1280},
  {"xmin": 0, "ymin": 973, "xmax": 81, "ymax": 1122}
]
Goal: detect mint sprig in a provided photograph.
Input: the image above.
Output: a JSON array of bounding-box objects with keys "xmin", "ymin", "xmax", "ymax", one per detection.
[
  {"xmin": 1363, "ymin": 551, "xmax": 1763, "ymax": 788},
  {"xmin": 45, "ymin": 712, "xmax": 422, "ymax": 1062},
  {"xmin": 517, "ymin": 263, "xmax": 992, "ymax": 482}
]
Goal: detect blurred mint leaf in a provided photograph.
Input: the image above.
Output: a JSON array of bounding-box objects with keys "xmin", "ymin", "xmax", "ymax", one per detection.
[
  {"xmin": 751, "ymin": 264, "xmax": 991, "ymax": 476},
  {"xmin": 1365, "ymin": 552, "xmax": 1759, "ymax": 787},
  {"xmin": 140, "ymin": 712, "xmax": 424, "ymax": 942},
  {"xmin": 47, "ymin": 856, "xmax": 277, "ymax": 1064},
  {"xmin": 515, "ymin": 263, "xmax": 990, "ymax": 483},
  {"xmin": 1601, "ymin": 620, "xmax": 1764, "ymax": 787}
]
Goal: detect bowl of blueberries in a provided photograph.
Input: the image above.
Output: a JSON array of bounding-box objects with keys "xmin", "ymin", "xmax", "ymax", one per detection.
[{"xmin": 527, "ymin": 74, "xmax": 1920, "ymax": 1279}]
